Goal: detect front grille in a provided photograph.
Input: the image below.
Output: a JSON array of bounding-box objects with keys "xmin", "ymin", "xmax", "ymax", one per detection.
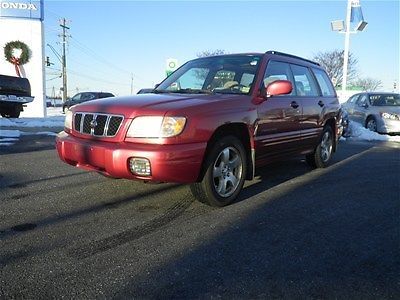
[{"xmin": 73, "ymin": 113, "xmax": 124, "ymax": 137}]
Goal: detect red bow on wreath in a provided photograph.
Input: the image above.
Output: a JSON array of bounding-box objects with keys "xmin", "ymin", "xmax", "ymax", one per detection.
[
  {"xmin": 10, "ymin": 57, "xmax": 21, "ymax": 77},
  {"xmin": 4, "ymin": 41, "xmax": 31, "ymax": 78}
]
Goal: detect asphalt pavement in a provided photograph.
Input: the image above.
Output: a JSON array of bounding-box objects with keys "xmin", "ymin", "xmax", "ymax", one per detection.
[{"xmin": 0, "ymin": 133, "xmax": 399, "ymax": 299}]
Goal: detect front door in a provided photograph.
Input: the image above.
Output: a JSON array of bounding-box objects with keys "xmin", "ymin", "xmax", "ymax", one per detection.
[{"xmin": 254, "ymin": 60, "xmax": 302, "ymax": 163}]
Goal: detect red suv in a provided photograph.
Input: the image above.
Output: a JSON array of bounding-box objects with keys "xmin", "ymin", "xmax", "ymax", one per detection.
[{"xmin": 56, "ymin": 51, "xmax": 341, "ymax": 206}]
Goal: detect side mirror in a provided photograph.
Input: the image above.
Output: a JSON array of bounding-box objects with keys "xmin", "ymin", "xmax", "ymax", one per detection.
[
  {"xmin": 362, "ymin": 103, "xmax": 369, "ymax": 108},
  {"xmin": 265, "ymin": 80, "xmax": 293, "ymax": 98}
]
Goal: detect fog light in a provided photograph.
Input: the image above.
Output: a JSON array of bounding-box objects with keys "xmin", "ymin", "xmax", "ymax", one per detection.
[{"xmin": 129, "ymin": 158, "xmax": 151, "ymax": 176}]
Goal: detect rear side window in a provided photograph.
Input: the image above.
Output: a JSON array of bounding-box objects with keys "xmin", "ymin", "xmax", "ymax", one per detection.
[
  {"xmin": 290, "ymin": 64, "xmax": 319, "ymax": 96},
  {"xmin": 263, "ymin": 60, "xmax": 295, "ymax": 95},
  {"xmin": 312, "ymin": 68, "xmax": 336, "ymax": 97},
  {"xmin": 101, "ymin": 93, "xmax": 114, "ymax": 98}
]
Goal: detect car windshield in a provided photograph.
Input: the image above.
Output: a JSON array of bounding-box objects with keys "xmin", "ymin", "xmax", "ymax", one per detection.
[
  {"xmin": 155, "ymin": 55, "xmax": 262, "ymax": 95},
  {"xmin": 369, "ymin": 94, "xmax": 400, "ymax": 106}
]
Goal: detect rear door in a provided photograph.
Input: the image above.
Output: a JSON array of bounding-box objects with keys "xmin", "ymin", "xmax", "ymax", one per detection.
[
  {"xmin": 255, "ymin": 60, "xmax": 302, "ymax": 162},
  {"xmin": 291, "ymin": 65, "xmax": 323, "ymax": 150}
]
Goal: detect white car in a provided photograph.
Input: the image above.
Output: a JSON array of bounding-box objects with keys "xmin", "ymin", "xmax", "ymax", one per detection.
[{"xmin": 342, "ymin": 92, "xmax": 400, "ymax": 134}]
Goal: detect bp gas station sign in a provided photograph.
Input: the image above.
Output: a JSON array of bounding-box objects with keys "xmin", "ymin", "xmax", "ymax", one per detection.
[{"xmin": 166, "ymin": 58, "xmax": 178, "ymax": 77}]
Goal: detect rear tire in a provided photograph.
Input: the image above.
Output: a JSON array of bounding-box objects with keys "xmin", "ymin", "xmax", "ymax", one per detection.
[
  {"xmin": 190, "ymin": 136, "xmax": 247, "ymax": 207},
  {"xmin": 306, "ymin": 126, "xmax": 334, "ymax": 168}
]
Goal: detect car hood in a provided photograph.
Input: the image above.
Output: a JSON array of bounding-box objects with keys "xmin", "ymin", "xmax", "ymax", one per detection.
[{"xmin": 71, "ymin": 93, "xmax": 237, "ymax": 118}]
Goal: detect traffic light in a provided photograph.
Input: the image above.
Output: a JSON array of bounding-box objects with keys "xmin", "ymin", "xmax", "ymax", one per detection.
[{"xmin": 46, "ymin": 56, "xmax": 53, "ymax": 67}]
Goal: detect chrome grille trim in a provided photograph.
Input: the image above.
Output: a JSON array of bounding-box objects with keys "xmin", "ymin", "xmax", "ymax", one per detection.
[{"xmin": 73, "ymin": 112, "xmax": 124, "ymax": 137}]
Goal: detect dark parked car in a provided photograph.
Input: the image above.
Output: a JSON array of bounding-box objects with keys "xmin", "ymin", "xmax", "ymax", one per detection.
[
  {"xmin": 56, "ymin": 51, "xmax": 341, "ymax": 206},
  {"xmin": 62, "ymin": 92, "xmax": 114, "ymax": 113},
  {"xmin": 0, "ymin": 74, "xmax": 34, "ymax": 118},
  {"xmin": 342, "ymin": 92, "xmax": 400, "ymax": 134}
]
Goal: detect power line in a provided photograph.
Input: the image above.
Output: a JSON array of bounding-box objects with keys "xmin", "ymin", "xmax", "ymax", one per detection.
[
  {"xmin": 68, "ymin": 36, "xmax": 150, "ymax": 83},
  {"xmin": 69, "ymin": 37, "xmax": 132, "ymax": 76},
  {"xmin": 67, "ymin": 69, "xmax": 131, "ymax": 87}
]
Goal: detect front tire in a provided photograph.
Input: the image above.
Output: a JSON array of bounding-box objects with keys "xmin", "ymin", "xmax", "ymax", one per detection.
[
  {"xmin": 306, "ymin": 126, "xmax": 334, "ymax": 168},
  {"xmin": 0, "ymin": 107, "xmax": 20, "ymax": 118},
  {"xmin": 190, "ymin": 136, "xmax": 247, "ymax": 207},
  {"xmin": 366, "ymin": 117, "xmax": 377, "ymax": 132}
]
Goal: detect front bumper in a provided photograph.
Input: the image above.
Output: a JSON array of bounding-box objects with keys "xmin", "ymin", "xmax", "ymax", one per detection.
[
  {"xmin": 56, "ymin": 131, "xmax": 207, "ymax": 183},
  {"xmin": 378, "ymin": 118, "xmax": 400, "ymax": 134}
]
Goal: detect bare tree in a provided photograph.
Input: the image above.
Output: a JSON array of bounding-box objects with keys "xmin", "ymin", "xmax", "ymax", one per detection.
[
  {"xmin": 197, "ymin": 49, "xmax": 227, "ymax": 58},
  {"xmin": 354, "ymin": 77, "xmax": 382, "ymax": 91},
  {"xmin": 312, "ymin": 50, "xmax": 358, "ymax": 88}
]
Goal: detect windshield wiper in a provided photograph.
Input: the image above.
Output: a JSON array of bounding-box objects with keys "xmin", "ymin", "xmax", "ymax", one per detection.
[
  {"xmin": 169, "ymin": 88, "xmax": 212, "ymax": 94},
  {"xmin": 211, "ymin": 89, "xmax": 245, "ymax": 95}
]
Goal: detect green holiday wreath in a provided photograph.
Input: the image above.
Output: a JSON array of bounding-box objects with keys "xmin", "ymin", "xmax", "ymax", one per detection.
[{"xmin": 4, "ymin": 40, "xmax": 31, "ymax": 65}]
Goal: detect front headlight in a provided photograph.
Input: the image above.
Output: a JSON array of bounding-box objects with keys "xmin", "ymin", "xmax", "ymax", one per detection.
[
  {"xmin": 126, "ymin": 116, "xmax": 186, "ymax": 138},
  {"xmin": 64, "ymin": 110, "xmax": 73, "ymax": 130},
  {"xmin": 381, "ymin": 112, "xmax": 399, "ymax": 120}
]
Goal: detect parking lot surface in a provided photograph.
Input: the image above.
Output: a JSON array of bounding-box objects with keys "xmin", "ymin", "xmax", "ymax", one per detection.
[{"xmin": 0, "ymin": 136, "xmax": 399, "ymax": 298}]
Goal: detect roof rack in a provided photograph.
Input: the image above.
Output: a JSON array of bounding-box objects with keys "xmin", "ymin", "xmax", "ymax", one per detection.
[{"xmin": 266, "ymin": 51, "xmax": 320, "ymax": 66}]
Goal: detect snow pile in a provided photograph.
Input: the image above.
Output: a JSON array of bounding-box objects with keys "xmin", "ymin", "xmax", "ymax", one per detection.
[
  {"xmin": 0, "ymin": 129, "xmax": 22, "ymax": 146},
  {"xmin": 0, "ymin": 129, "xmax": 58, "ymax": 147},
  {"xmin": 0, "ymin": 114, "xmax": 63, "ymax": 146},
  {"xmin": 0, "ymin": 129, "xmax": 22, "ymax": 138},
  {"xmin": 46, "ymin": 107, "xmax": 64, "ymax": 117},
  {"xmin": 344, "ymin": 121, "xmax": 400, "ymax": 142},
  {"xmin": 0, "ymin": 115, "xmax": 65, "ymax": 128}
]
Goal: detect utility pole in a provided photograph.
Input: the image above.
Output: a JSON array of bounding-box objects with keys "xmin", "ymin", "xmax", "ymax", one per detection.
[
  {"xmin": 59, "ymin": 18, "xmax": 70, "ymax": 103},
  {"xmin": 51, "ymin": 86, "xmax": 56, "ymax": 106},
  {"xmin": 342, "ymin": 0, "xmax": 352, "ymax": 94},
  {"xmin": 130, "ymin": 73, "xmax": 134, "ymax": 94}
]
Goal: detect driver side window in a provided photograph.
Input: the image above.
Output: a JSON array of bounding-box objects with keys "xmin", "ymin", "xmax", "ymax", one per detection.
[
  {"xmin": 263, "ymin": 61, "xmax": 295, "ymax": 96},
  {"xmin": 356, "ymin": 94, "xmax": 368, "ymax": 107},
  {"xmin": 72, "ymin": 93, "xmax": 81, "ymax": 101}
]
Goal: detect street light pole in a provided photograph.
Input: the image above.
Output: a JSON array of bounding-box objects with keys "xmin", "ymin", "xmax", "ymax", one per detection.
[
  {"xmin": 332, "ymin": 0, "xmax": 367, "ymax": 100},
  {"xmin": 342, "ymin": 0, "xmax": 352, "ymax": 94}
]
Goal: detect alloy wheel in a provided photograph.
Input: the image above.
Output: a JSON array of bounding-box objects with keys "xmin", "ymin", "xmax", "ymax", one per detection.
[
  {"xmin": 320, "ymin": 131, "xmax": 333, "ymax": 163},
  {"xmin": 212, "ymin": 146, "xmax": 243, "ymax": 198},
  {"xmin": 367, "ymin": 119, "xmax": 377, "ymax": 132}
]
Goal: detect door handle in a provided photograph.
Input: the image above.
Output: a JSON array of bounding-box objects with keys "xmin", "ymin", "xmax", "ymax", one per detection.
[
  {"xmin": 291, "ymin": 101, "xmax": 299, "ymax": 109},
  {"xmin": 318, "ymin": 100, "xmax": 325, "ymax": 107}
]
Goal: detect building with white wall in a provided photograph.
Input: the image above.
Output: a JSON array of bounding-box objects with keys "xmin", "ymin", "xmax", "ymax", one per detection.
[{"xmin": 0, "ymin": 0, "xmax": 46, "ymax": 117}]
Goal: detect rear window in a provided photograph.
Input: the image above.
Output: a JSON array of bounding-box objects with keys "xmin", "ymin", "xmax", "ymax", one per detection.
[
  {"xmin": 369, "ymin": 94, "xmax": 400, "ymax": 106},
  {"xmin": 100, "ymin": 93, "xmax": 114, "ymax": 98},
  {"xmin": 312, "ymin": 68, "xmax": 336, "ymax": 97}
]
